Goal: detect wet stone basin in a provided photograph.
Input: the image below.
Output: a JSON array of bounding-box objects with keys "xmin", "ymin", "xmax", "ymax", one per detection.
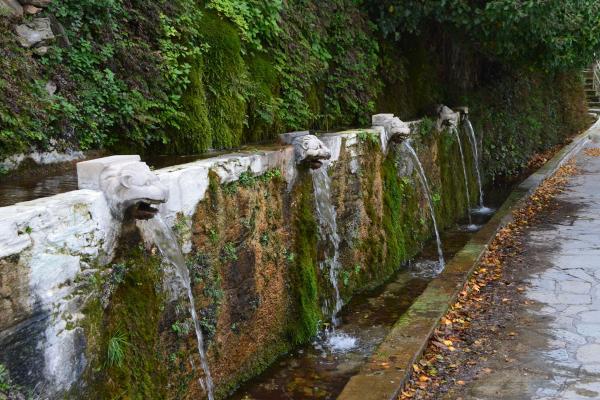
[
  {"xmin": 228, "ymin": 181, "xmax": 514, "ymax": 400},
  {"xmin": 229, "ymin": 228, "xmax": 485, "ymax": 400}
]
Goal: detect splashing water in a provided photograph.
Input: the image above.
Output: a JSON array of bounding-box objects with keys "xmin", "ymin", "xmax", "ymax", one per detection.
[
  {"xmin": 464, "ymin": 119, "xmax": 491, "ymax": 215},
  {"xmin": 139, "ymin": 216, "xmax": 215, "ymax": 400},
  {"xmin": 311, "ymin": 163, "xmax": 343, "ymax": 327},
  {"xmin": 452, "ymin": 128, "xmax": 475, "ymax": 229},
  {"xmin": 403, "ymin": 141, "xmax": 445, "ymax": 271},
  {"xmin": 323, "ymin": 331, "xmax": 358, "ymax": 353}
]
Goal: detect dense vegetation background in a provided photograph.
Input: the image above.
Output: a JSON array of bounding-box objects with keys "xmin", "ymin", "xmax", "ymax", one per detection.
[{"xmin": 1, "ymin": 0, "xmax": 598, "ymax": 178}]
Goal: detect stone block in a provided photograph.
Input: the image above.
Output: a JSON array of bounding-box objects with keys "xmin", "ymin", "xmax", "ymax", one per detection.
[
  {"xmin": 15, "ymin": 17, "xmax": 54, "ymax": 48},
  {"xmin": 0, "ymin": 0, "xmax": 23, "ymax": 17},
  {"xmin": 76, "ymin": 155, "xmax": 140, "ymax": 190},
  {"xmin": 372, "ymin": 113, "xmax": 394, "ymax": 127},
  {"xmin": 19, "ymin": 0, "xmax": 51, "ymax": 7},
  {"xmin": 279, "ymin": 130, "xmax": 309, "ymax": 145}
]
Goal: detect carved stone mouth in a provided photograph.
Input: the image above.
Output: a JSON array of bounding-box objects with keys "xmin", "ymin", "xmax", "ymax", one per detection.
[
  {"xmin": 310, "ymin": 160, "xmax": 323, "ymax": 169},
  {"xmin": 131, "ymin": 200, "xmax": 161, "ymax": 220}
]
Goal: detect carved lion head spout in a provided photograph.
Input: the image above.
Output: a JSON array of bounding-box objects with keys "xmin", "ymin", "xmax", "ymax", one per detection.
[
  {"xmin": 292, "ymin": 134, "xmax": 332, "ymax": 169},
  {"xmin": 389, "ymin": 117, "xmax": 411, "ymax": 142},
  {"xmin": 372, "ymin": 113, "xmax": 411, "ymax": 144},
  {"xmin": 436, "ymin": 105, "xmax": 460, "ymax": 131},
  {"xmin": 99, "ymin": 161, "xmax": 169, "ymax": 220}
]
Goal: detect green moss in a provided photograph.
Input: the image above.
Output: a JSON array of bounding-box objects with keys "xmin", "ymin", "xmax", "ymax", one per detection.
[
  {"xmin": 288, "ymin": 172, "xmax": 321, "ymax": 345},
  {"xmin": 81, "ymin": 244, "xmax": 168, "ymax": 399},
  {"xmin": 380, "ymin": 153, "xmax": 407, "ymax": 272},
  {"xmin": 460, "ymin": 70, "xmax": 588, "ymax": 181},
  {"xmin": 244, "ymin": 55, "xmax": 281, "ymax": 143},
  {"xmin": 175, "ymin": 11, "xmax": 248, "ymax": 153},
  {"xmin": 201, "ymin": 12, "xmax": 248, "ymax": 150},
  {"xmin": 176, "ymin": 59, "xmax": 213, "ymax": 153},
  {"xmin": 381, "ymin": 148, "xmax": 431, "ymax": 267}
]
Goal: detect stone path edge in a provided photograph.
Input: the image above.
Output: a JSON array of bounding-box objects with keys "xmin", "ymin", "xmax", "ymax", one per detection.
[{"xmin": 336, "ymin": 120, "xmax": 598, "ymax": 400}]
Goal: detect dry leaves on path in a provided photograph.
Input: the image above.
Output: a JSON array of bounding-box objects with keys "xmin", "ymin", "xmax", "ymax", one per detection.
[
  {"xmin": 584, "ymin": 147, "xmax": 600, "ymax": 157},
  {"xmin": 399, "ymin": 161, "xmax": 579, "ymax": 400}
]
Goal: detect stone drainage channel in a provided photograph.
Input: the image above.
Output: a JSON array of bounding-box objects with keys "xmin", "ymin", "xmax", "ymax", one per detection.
[
  {"xmin": 229, "ymin": 125, "xmax": 595, "ymax": 400},
  {"xmin": 336, "ymin": 124, "xmax": 594, "ymax": 400},
  {"xmin": 228, "ymin": 184, "xmax": 514, "ymax": 400}
]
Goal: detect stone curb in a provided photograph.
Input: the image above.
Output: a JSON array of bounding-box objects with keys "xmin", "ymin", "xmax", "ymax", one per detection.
[{"xmin": 336, "ymin": 120, "xmax": 598, "ymax": 400}]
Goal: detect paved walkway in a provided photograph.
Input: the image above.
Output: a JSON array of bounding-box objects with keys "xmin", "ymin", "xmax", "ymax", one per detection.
[{"xmin": 448, "ymin": 142, "xmax": 600, "ymax": 399}]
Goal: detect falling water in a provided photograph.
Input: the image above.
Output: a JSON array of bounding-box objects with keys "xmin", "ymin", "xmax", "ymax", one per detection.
[
  {"xmin": 311, "ymin": 164, "xmax": 343, "ymax": 327},
  {"xmin": 403, "ymin": 141, "xmax": 445, "ymax": 270},
  {"xmin": 464, "ymin": 118, "xmax": 485, "ymax": 209},
  {"xmin": 452, "ymin": 128, "xmax": 476, "ymax": 229},
  {"xmin": 139, "ymin": 216, "xmax": 215, "ymax": 400}
]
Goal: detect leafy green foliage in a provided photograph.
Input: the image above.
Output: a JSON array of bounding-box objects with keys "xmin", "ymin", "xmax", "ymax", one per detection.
[
  {"xmin": 0, "ymin": 364, "xmax": 8, "ymax": 391},
  {"xmin": 106, "ymin": 330, "xmax": 129, "ymax": 368},
  {"xmin": 465, "ymin": 71, "xmax": 588, "ymax": 178},
  {"xmin": 0, "ymin": 0, "xmax": 591, "ymax": 161},
  {"xmin": 275, "ymin": 0, "xmax": 381, "ymax": 130},
  {"xmin": 207, "ymin": 0, "xmax": 282, "ymax": 50},
  {"xmin": 368, "ymin": 0, "xmax": 600, "ymax": 71}
]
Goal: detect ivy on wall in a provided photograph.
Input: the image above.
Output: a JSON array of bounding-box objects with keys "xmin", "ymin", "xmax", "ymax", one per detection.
[
  {"xmin": 0, "ymin": 0, "xmax": 595, "ymax": 163},
  {"xmin": 367, "ymin": 0, "xmax": 600, "ymax": 71}
]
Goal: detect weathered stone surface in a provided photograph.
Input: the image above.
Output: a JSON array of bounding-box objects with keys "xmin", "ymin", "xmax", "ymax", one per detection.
[
  {"xmin": 371, "ymin": 113, "xmax": 394, "ymax": 127},
  {"xmin": 577, "ymin": 344, "xmax": 600, "ymax": 363},
  {"xmin": 19, "ymin": 0, "xmax": 51, "ymax": 7},
  {"xmin": 0, "ymin": 190, "xmax": 118, "ymax": 396},
  {"xmin": 44, "ymin": 80, "xmax": 56, "ymax": 95},
  {"xmin": 371, "ymin": 113, "xmax": 411, "ymax": 148},
  {"xmin": 0, "ymin": 0, "xmax": 23, "ymax": 17},
  {"xmin": 436, "ymin": 104, "xmax": 460, "ymax": 131},
  {"xmin": 79, "ymin": 155, "xmax": 170, "ymax": 220},
  {"xmin": 0, "ymin": 255, "xmax": 30, "ymax": 331},
  {"xmin": 15, "ymin": 17, "xmax": 54, "ymax": 48},
  {"xmin": 22, "ymin": 3, "xmax": 40, "ymax": 13},
  {"xmin": 77, "ymin": 155, "xmax": 140, "ymax": 190},
  {"xmin": 32, "ymin": 45, "xmax": 48, "ymax": 55}
]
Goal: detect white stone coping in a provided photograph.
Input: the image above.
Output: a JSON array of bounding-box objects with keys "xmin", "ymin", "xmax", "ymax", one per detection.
[{"xmin": 0, "ymin": 122, "xmax": 426, "ymax": 260}]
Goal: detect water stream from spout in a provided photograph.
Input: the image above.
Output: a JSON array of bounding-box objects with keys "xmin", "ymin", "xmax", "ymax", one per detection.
[
  {"xmin": 403, "ymin": 141, "xmax": 445, "ymax": 270},
  {"xmin": 139, "ymin": 216, "xmax": 215, "ymax": 400},
  {"xmin": 464, "ymin": 118, "xmax": 485, "ymax": 209},
  {"xmin": 452, "ymin": 128, "xmax": 474, "ymax": 228},
  {"xmin": 311, "ymin": 163, "xmax": 343, "ymax": 327}
]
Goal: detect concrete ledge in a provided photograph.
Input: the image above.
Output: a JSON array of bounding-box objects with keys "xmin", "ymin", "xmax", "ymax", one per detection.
[{"xmin": 337, "ymin": 121, "xmax": 597, "ymax": 400}]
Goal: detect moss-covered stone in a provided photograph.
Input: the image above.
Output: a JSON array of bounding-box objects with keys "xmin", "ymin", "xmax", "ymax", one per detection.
[
  {"xmin": 192, "ymin": 168, "xmax": 294, "ymax": 396},
  {"xmin": 288, "ymin": 170, "xmax": 322, "ymax": 344},
  {"xmin": 79, "ymin": 229, "xmax": 169, "ymax": 399}
]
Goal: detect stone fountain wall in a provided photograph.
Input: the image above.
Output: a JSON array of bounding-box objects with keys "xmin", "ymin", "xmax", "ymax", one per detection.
[{"xmin": 0, "ymin": 122, "xmax": 477, "ymax": 399}]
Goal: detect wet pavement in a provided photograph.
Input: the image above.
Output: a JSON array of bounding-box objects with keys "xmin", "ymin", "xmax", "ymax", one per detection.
[{"xmin": 449, "ymin": 143, "xmax": 600, "ymax": 400}]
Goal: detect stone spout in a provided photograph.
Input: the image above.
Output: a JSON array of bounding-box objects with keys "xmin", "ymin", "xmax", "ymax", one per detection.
[
  {"xmin": 280, "ymin": 132, "xmax": 332, "ymax": 169},
  {"xmin": 77, "ymin": 155, "xmax": 169, "ymax": 220},
  {"xmin": 436, "ymin": 105, "xmax": 460, "ymax": 131},
  {"xmin": 372, "ymin": 113, "xmax": 411, "ymax": 143}
]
